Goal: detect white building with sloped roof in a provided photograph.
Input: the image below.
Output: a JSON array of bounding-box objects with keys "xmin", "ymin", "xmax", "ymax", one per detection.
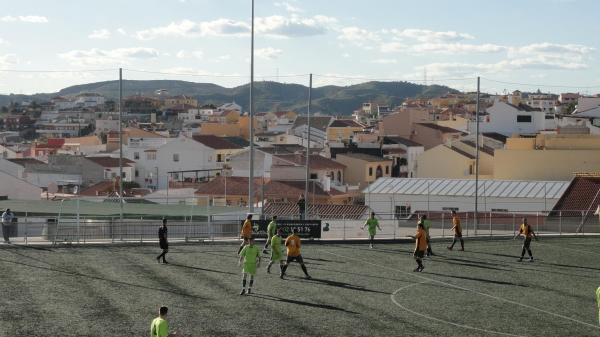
[{"xmin": 363, "ymin": 177, "xmax": 570, "ymax": 217}]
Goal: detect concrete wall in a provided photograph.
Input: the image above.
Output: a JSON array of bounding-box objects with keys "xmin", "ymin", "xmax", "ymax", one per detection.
[
  {"xmin": 494, "ymin": 149, "xmax": 600, "ymax": 180},
  {"xmin": 416, "ymin": 145, "xmax": 474, "ymax": 178},
  {"xmin": 199, "ymin": 123, "xmax": 241, "ymax": 137},
  {"xmin": 335, "ymin": 155, "xmax": 392, "ymax": 186}
]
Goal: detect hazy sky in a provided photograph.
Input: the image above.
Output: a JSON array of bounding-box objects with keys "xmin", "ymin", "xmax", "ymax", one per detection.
[{"xmin": 1, "ymin": 0, "xmax": 599, "ymax": 94}]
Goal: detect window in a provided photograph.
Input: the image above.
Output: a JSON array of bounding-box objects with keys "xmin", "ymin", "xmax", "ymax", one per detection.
[
  {"xmin": 337, "ymin": 171, "xmax": 342, "ymax": 182},
  {"xmin": 146, "ymin": 152, "xmax": 156, "ymax": 160},
  {"xmin": 173, "ymin": 153, "xmax": 179, "ymax": 162},
  {"xmin": 310, "ymin": 173, "xmax": 318, "ymax": 179},
  {"xmin": 442, "ymin": 207, "xmax": 459, "ymax": 212},
  {"xmin": 395, "ymin": 205, "xmax": 411, "ymax": 219},
  {"xmin": 217, "ymin": 154, "xmax": 223, "ymax": 162},
  {"xmin": 385, "ymin": 166, "xmax": 389, "ymax": 174},
  {"xmin": 369, "ymin": 167, "xmax": 373, "ymax": 176},
  {"xmin": 133, "ymin": 152, "xmax": 139, "ymax": 160},
  {"xmin": 375, "ymin": 165, "xmax": 383, "ymax": 178},
  {"xmin": 517, "ymin": 115, "xmax": 532, "ymax": 123},
  {"xmin": 491, "ymin": 208, "xmax": 509, "ymax": 212},
  {"xmin": 135, "ymin": 170, "xmax": 139, "ymax": 177}
]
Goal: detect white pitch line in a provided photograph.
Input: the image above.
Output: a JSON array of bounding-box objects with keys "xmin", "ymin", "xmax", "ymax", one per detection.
[
  {"xmin": 322, "ymin": 249, "xmax": 600, "ymax": 331},
  {"xmin": 390, "ymin": 281, "xmax": 525, "ymax": 337}
]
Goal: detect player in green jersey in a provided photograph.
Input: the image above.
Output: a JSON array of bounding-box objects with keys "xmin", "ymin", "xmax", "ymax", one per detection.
[
  {"xmin": 263, "ymin": 216, "xmax": 278, "ymax": 254},
  {"xmin": 150, "ymin": 306, "xmax": 178, "ymax": 337},
  {"xmin": 361, "ymin": 212, "xmax": 382, "ymax": 249},
  {"xmin": 266, "ymin": 228, "xmax": 285, "ymax": 275},
  {"xmin": 238, "ymin": 237, "xmax": 261, "ymax": 295}
]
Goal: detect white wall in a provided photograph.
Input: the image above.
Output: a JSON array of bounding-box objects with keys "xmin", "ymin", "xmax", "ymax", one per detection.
[
  {"xmin": 470, "ymin": 101, "xmax": 546, "ymax": 136},
  {"xmin": 153, "ymin": 137, "xmax": 217, "ymax": 189},
  {"xmin": 0, "ymin": 170, "xmax": 42, "ymax": 200},
  {"xmin": 365, "ymin": 193, "xmax": 559, "ymax": 215},
  {"xmin": 229, "ymin": 150, "xmax": 272, "ymax": 178}
]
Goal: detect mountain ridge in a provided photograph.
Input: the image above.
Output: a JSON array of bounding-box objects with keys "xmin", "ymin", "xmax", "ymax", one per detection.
[{"xmin": 0, "ymin": 80, "xmax": 460, "ymax": 115}]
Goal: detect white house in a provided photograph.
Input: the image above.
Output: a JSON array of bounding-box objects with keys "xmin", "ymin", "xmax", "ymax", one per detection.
[
  {"xmin": 469, "ymin": 100, "xmax": 549, "ymax": 136},
  {"xmin": 127, "ymin": 135, "xmax": 244, "ymax": 189},
  {"xmin": 0, "ymin": 170, "xmax": 43, "ymax": 200},
  {"xmin": 363, "ymin": 177, "xmax": 570, "ymax": 216},
  {"xmin": 217, "ymin": 102, "xmax": 242, "ymax": 113},
  {"xmin": 123, "ymin": 137, "xmax": 172, "ymax": 189},
  {"xmin": 382, "ymin": 136, "xmax": 425, "ymax": 178},
  {"xmin": 289, "ymin": 116, "xmax": 332, "ymax": 148},
  {"xmin": 95, "ymin": 118, "xmax": 120, "ymax": 134},
  {"xmin": 74, "ymin": 93, "xmax": 106, "ymax": 107},
  {"xmin": 557, "ymin": 106, "xmax": 600, "ymax": 135},
  {"xmin": 577, "ymin": 97, "xmax": 600, "ymax": 112}
]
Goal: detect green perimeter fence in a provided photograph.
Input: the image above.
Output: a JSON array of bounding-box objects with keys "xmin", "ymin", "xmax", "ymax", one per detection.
[{"xmin": 0, "ymin": 199, "xmax": 598, "ymax": 245}]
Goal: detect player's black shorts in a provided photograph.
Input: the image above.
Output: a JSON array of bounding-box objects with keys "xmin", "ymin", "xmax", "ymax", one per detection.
[
  {"xmin": 454, "ymin": 232, "xmax": 462, "ymax": 238},
  {"xmin": 413, "ymin": 250, "xmax": 425, "ymax": 259},
  {"xmin": 522, "ymin": 237, "xmax": 532, "ymax": 249},
  {"xmin": 159, "ymin": 239, "xmax": 168, "ymax": 250},
  {"xmin": 286, "ymin": 255, "xmax": 304, "ymax": 264}
]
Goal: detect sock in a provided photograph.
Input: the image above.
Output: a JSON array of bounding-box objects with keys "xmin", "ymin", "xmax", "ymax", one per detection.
[
  {"xmin": 279, "ymin": 264, "xmax": 284, "ymax": 274},
  {"xmin": 249, "ymin": 278, "xmax": 254, "ymax": 289},
  {"xmin": 301, "ymin": 264, "xmax": 309, "ymax": 276},
  {"xmin": 460, "ymin": 239, "xmax": 464, "ymax": 249},
  {"xmin": 281, "ymin": 264, "xmax": 288, "ymax": 275},
  {"xmin": 242, "ymin": 275, "xmax": 247, "ymax": 289}
]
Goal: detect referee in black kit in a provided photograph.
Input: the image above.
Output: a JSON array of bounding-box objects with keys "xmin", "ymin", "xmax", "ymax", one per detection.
[{"xmin": 156, "ymin": 218, "xmax": 169, "ymax": 264}]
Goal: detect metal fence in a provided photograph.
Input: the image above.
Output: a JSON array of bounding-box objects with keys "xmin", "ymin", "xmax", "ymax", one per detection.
[{"xmin": 2, "ymin": 210, "xmax": 598, "ymax": 245}]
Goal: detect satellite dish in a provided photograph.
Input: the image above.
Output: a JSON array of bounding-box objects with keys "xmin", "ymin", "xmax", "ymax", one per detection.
[{"xmin": 48, "ymin": 182, "xmax": 58, "ymax": 194}]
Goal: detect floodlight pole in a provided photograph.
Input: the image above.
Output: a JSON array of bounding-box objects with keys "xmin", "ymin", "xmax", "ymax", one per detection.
[
  {"xmin": 119, "ymin": 67, "xmax": 124, "ymax": 223},
  {"xmin": 475, "ymin": 76, "xmax": 480, "ymax": 235},
  {"xmin": 248, "ymin": 0, "xmax": 255, "ymax": 212},
  {"xmin": 304, "ymin": 74, "xmax": 313, "ymax": 217}
]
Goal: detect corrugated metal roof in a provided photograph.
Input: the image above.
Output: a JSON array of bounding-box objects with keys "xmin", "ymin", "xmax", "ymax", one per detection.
[{"xmin": 363, "ymin": 178, "xmax": 570, "ymax": 199}]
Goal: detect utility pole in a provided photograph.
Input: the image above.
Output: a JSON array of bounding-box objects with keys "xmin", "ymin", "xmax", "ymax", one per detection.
[
  {"xmin": 118, "ymin": 67, "xmax": 124, "ymax": 223},
  {"xmin": 304, "ymin": 74, "xmax": 313, "ymax": 217},
  {"xmin": 475, "ymin": 76, "xmax": 480, "ymax": 235},
  {"xmin": 248, "ymin": 0, "xmax": 255, "ymax": 212}
]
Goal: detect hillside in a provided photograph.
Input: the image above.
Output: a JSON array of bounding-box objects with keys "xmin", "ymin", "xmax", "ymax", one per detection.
[{"xmin": 0, "ymin": 80, "xmax": 459, "ymax": 115}]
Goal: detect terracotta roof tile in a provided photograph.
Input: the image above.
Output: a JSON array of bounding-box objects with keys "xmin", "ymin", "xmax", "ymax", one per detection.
[
  {"xmin": 85, "ymin": 156, "xmax": 135, "ymax": 167},
  {"xmin": 275, "ymin": 154, "xmax": 346, "ymax": 170},
  {"xmin": 192, "ymin": 135, "xmax": 243, "ymax": 150}
]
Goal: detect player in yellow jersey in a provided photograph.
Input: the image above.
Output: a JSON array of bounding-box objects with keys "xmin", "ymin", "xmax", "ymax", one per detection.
[
  {"xmin": 513, "ymin": 217, "xmax": 538, "ymax": 262},
  {"xmin": 150, "ymin": 306, "xmax": 178, "ymax": 337},
  {"xmin": 281, "ymin": 228, "xmax": 311, "ymax": 279},
  {"xmin": 237, "ymin": 214, "xmax": 253, "ymax": 255},
  {"xmin": 447, "ymin": 210, "xmax": 464, "ymax": 251}
]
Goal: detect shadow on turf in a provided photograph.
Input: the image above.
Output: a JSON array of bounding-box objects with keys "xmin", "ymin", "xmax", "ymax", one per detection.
[
  {"xmin": 286, "ymin": 275, "xmax": 390, "ymax": 295},
  {"xmin": 309, "ymin": 266, "xmax": 407, "ymax": 282},
  {"xmin": 303, "ymin": 257, "xmax": 346, "ymax": 264},
  {"xmin": 468, "ymin": 250, "xmax": 600, "ymax": 272},
  {"xmin": 250, "ymin": 293, "xmax": 359, "ymax": 314},
  {"xmin": 169, "ymin": 263, "xmax": 237, "ymax": 275},
  {"xmin": 0, "ymin": 257, "xmax": 207, "ymax": 300},
  {"xmin": 426, "ymin": 272, "xmax": 528, "ymax": 287}
]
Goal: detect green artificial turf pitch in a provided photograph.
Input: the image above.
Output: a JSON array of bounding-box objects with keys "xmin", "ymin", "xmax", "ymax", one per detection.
[{"xmin": 0, "ymin": 237, "xmax": 599, "ymax": 337}]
